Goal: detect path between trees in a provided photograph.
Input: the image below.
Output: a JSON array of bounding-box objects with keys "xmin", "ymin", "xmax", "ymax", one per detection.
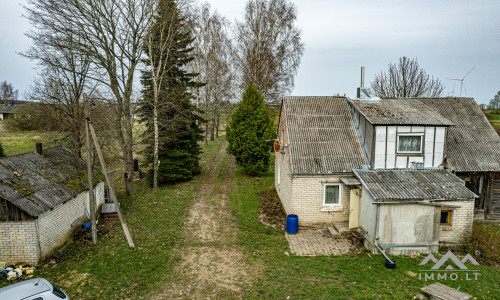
[{"xmin": 154, "ymin": 142, "xmax": 256, "ymax": 299}]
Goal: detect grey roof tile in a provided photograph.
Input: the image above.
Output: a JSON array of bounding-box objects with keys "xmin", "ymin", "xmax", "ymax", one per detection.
[
  {"xmin": 350, "ymin": 99, "xmax": 454, "ymax": 126},
  {"xmin": 283, "ymin": 96, "xmax": 367, "ymax": 173},
  {"xmin": 354, "ymin": 169, "xmax": 477, "ymax": 201},
  {"xmin": 0, "ymin": 146, "xmax": 102, "ymax": 217}
]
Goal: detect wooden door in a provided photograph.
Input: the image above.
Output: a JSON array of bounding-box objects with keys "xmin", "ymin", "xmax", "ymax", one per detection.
[{"xmin": 349, "ymin": 189, "xmax": 360, "ymax": 229}]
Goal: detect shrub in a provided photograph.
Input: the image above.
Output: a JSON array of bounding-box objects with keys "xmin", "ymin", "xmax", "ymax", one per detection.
[
  {"xmin": 226, "ymin": 85, "xmax": 274, "ymax": 175},
  {"xmin": 467, "ymin": 223, "xmax": 500, "ymax": 266}
]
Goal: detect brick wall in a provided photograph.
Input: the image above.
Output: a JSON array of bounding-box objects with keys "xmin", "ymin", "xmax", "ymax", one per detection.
[
  {"xmin": 0, "ymin": 221, "xmax": 39, "ymax": 265},
  {"xmin": 0, "ymin": 182, "xmax": 105, "ymax": 265},
  {"xmin": 438, "ymin": 200, "xmax": 474, "ymax": 248},
  {"xmin": 291, "ymin": 175, "xmax": 353, "ymax": 226},
  {"xmin": 37, "ymin": 182, "xmax": 105, "ymax": 261}
]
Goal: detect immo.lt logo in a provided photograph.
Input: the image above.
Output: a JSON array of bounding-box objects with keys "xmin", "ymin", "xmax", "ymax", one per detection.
[{"xmin": 419, "ymin": 251, "xmax": 480, "ymax": 281}]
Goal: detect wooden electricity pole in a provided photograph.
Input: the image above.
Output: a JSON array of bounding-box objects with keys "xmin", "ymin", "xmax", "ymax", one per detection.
[{"xmin": 84, "ymin": 94, "xmax": 97, "ymax": 244}]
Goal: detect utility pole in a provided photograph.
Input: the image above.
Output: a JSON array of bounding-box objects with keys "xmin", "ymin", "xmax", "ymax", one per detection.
[
  {"xmin": 84, "ymin": 94, "xmax": 97, "ymax": 244},
  {"xmin": 88, "ymin": 118, "xmax": 135, "ymax": 248}
]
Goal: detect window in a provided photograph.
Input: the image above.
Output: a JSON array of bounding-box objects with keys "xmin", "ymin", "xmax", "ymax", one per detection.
[
  {"xmin": 397, "ymin": 134, "xmax": 423, "ymax": 153},
  {"xmin": 440, "ymin": 210, "xmax": 452, "ymax": 225},
  {"xmin": 323, "ymin": 184, "xmax": 342, "ymax": 206}
]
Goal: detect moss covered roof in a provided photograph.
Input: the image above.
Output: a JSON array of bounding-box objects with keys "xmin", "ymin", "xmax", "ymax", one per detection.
[{"xmin": 0, "ymin": 146, "xmax": 104, "ymax": 217}]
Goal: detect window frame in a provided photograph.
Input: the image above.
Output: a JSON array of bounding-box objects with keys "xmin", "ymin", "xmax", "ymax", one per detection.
[
  {"xmin": 323, "ymin": 183, "xmax": 342, "ymax": 206},
  {"xmin": 396, "ymin": 133, "xmax": 424, "ymax": 154},
  {"xmin": 440, "ymin": 210, "xmax": 452, "ymax": 225}
]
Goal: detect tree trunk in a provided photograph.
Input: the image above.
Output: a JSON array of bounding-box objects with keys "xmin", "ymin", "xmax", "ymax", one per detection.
[
  {"xmin": 216, "ymin": 112, "xmax": 220, "ymax": 138},
  {"xmin": 153, "ymin": 96, "xmax": 159, "ymax": 191}
]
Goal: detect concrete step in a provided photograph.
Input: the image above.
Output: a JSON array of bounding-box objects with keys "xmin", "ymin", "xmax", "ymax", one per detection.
[
  {"xmin": 327, "ymin": 226, "xmax": 339, "ymax": 237},
  {"xmin": 333, "ymin": 222, "xmax": 349, "ymax": 234}
]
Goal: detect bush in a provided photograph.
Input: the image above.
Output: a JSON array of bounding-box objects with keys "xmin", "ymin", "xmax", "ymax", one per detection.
[
  {"xmin": 226, "ymin": 86, "xmax": 274, "ymax": 175},
  {"xmin": 467, "ymin": 223, "xmax": 500, "ymax": 266}
]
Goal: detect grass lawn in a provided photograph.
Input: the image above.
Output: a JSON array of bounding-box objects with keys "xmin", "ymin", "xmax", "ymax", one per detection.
[
  {"xmin": 0, "ymin": 131, "xmax": 48, "ymax": 156},
  {"xmin": 229, "ymin": 162, "xmax": 500, "ymax": 299},
  {"xmin": 0, "ymin": 137, "xmax": 226, "ymax": 299}
]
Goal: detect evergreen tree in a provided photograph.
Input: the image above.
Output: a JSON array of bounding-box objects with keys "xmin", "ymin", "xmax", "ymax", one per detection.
[
  {"xmin": 140, "ymin": 0, "xmax": 204, "ymax": 186},
  {"xmin": 227, "ymin": 85, "xmax": 274, "ymax": 175}
]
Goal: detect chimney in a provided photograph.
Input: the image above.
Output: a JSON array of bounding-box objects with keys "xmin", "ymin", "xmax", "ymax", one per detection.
[
  {"xmin": 356, "ymin": 66, "xmax": 381, "ymax": 104},
  {"xmin": 36, "ymin": 142, "xmax": 43, "ymax": 155}
]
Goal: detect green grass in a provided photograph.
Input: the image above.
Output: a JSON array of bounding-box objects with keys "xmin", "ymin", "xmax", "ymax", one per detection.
[
  {"xmin": 229, "ymin": 162, "xmax": 500, "ymax": 299},
  {"xmin": 0, "ymin": 131, "xmax": 48, "ymax": 156},
  {"xmin": 0, "ymin": 137, "xmax": 226, "ymax": 299}
]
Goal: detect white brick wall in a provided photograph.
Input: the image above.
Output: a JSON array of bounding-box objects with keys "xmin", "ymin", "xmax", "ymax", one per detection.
[
  {"xmin": 438, "ymin": 200, "xmax": 474, "ymax": 247},
  {"xmin": 0, "ymin": 221, "xmax": 39, "ymax": 265},
  {"xmin": 0, "ymin": 182, "xmax": 105, "ymax": 264}
]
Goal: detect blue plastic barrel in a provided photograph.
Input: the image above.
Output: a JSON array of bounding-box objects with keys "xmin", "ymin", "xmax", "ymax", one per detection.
[{"xmin": 286, "ymin": 214, "xmax": 298, "ymax": 234}]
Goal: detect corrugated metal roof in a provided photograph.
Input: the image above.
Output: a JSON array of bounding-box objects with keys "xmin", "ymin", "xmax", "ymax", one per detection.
[
  {"xmin": 0, "ymin": 103, "xmax": 24, "ymax": 114},
  {"xmin": 283, "ymin": 96, "xmax": 367, "ymax": 173},
  {"xmin": 0, "ymin": 146, "xmax": 102, "ymax": 217},
  {"xmin": 417, "ymin": 97, "xmax": 500, "ymax": 172},
  {"xmin": 354, "ymin": 169, "xmax": 477, "ymax": 201},
  {"xmin": 349, "ymin": 99, "xmax": 454, "ymax": 126}
]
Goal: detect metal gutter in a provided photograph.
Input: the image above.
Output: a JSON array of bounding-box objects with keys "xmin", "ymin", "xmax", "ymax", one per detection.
[
  {"xmin": 372, "ymin": 201, "xmax": 462, "ymax": 208},
  {"xmin": 289, "ymin": 172, "xmax": 352, "ymax": 177}
]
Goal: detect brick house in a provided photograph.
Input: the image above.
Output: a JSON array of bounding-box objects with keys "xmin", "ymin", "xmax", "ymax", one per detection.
[
  {"xmin": 275, "ymin": 91, "xmax": 500, "ymax": 254},
  {"xmin": 0, "ymin": 146, "xmax": 104, "ymax": 265}
]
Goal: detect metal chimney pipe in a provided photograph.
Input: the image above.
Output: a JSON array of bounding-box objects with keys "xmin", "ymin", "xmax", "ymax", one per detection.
[{"xmin": 361, "ymin": 66, "xmax": 365, "ymax": 87}]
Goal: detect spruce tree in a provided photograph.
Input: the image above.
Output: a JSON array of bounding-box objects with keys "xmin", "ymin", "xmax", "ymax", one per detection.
[
  {"xmin": 140, "ymin": 0, "xmax": 204, "ymax": 185},
  {"xmin": 226, "ymin": 85, "xmax": 274, "ymax": 175}
]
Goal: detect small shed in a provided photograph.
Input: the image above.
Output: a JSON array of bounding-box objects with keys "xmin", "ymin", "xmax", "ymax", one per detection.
[
  {"xmin": 0, "ymin": 146, "xmax": 104, "ymax": 265},
  {"xmin": 354, "ymin": 169, "xmax": 477, "ymax": 254},
  {"xmin": 0, "ymin": 100, "xmax": 26, "ymax": 120}
]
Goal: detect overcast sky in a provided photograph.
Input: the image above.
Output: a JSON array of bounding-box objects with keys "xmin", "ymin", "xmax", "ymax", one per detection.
[{"xmin": 1, "ymin": 0, "xmax": 499, "ymax": 104}]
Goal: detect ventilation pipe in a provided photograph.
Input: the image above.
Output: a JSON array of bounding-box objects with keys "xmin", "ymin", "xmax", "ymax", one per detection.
[{"xmin": 36, "ymin": 142, "xmax": 43, "ymax": 155}]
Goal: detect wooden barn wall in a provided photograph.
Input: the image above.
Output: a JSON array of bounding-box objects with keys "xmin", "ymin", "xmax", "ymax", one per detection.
[
  {"xmin": 0, "ymin": 198, "xmax": 34, "ymax": 222},
  {"xmin": 460, "ymin": 172, "xmax": 500, "ymax": 219}
]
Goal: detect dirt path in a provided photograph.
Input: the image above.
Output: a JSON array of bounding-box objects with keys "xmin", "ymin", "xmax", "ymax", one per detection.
[{"xmin": 154, "ymin": 142, "xmax": 253, "ymax": 299}]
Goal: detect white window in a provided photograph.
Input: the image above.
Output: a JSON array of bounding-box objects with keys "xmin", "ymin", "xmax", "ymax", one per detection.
[
  {"xmin": 397, "ymin": 134, "xmax": 423, "ymax": 154},
  {"xmin": 323, "ymin": 184, "xmax": 342, "ymax": 206}
]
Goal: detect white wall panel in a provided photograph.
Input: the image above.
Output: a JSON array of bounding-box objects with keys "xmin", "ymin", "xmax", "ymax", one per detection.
[
  {"xmin": 398, "ymin": 126, "xmax": 411, "ymax": 132},
  {"xmin": 386, "ymin": 126, "xmax": 397, "ymax": 168},
  {"xmin": 412, "ymin": 126, "xmax": 424, "ymax": 132},
  {"xmin": 434, "ymin": 127, "xmax": 445, "ymax": 167},
  {"xmin": 396, "ymin": 156, "xmax": 407, "ymax": 168},
  {"xmin": 424, "ymin": 127, "xmax": 435, "ymax": 168},
  {"xmin": 374, "ymin": 126, "xmax": 387, "ymax": 168}
]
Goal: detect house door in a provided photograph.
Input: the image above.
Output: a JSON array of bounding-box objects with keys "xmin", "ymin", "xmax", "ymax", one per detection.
[{"xmin": 349, "ymin": 189, "xmax": 360, "ymax": 229}]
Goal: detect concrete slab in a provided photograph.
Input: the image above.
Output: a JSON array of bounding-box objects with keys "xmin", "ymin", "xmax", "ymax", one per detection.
[{"xmin": 333, "ymin": 222, "xmax": 349, "ymax": 234}]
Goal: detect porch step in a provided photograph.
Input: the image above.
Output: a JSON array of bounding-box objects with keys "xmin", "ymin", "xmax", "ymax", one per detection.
[
  {"xmin": 327, "ymin": 226, "xmax": 339, "ymax": 237},
  {"xmin": 333, "ymin": 222, "xmax": 349, "ymax": 234}
]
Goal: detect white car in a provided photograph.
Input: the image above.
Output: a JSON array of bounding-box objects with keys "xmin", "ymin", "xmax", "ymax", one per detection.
[{"xmin": 0, "ymin": 278, "xmax": 69, "ymax": 300}]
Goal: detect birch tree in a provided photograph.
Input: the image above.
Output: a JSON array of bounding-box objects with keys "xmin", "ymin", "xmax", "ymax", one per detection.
[{"xmin": 233, "ymin": 0, "xmax": 304, "ymax": 104}]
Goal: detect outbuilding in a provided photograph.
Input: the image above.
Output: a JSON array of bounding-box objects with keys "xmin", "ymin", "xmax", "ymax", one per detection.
[{"xmin": 0, "ymin": 146, "xmax": 104, "ymax": 265}]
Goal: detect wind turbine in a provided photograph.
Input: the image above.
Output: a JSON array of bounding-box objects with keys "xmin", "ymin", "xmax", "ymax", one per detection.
[{"xmin": 446, "ymin": 66, "xmax": 475, "ymax": 97}]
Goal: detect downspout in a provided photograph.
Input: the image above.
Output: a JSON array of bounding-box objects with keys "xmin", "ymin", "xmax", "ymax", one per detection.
[{"xmin": 358, "ymin": 228, "xmax": 395, "ymax": 265}]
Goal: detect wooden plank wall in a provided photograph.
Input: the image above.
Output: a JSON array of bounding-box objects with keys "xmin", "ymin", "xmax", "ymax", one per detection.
[{"xmin": 0, "ymin": 198, "xmax": 33, "ymax": 221}]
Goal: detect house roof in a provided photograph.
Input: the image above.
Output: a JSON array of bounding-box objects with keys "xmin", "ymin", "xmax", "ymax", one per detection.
[
  {"xmin": 0, "ymin": 146, "xmax": 103, "ymax": 217},
  {"xmin": 0, "ymin": 100, "xmax": 26, "ymax": 114},
  {"xmin": 282, "ymin": 96, "xmax": 367, "ymax": 173},
  {"xmin": 349, "ymin": 99, "xmax": 454, "ymax": 126},
  {"xmin": 417, "ymin": 97, "xmax": 500, "ymax": 172},
  {"xmin": 354, "ymin": 169, "xmax": 477, "ymax": 201}
]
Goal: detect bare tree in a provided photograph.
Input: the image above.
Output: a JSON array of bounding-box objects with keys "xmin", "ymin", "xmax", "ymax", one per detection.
[
  {"xmin": 371, "ymin": 57, "xmax": 445, "ymax": 98},
  {"xmin": 233, "ymin": 0, "xmax": 304, "ymax": 104},
  {"xmin": 25, "ymin": 0, "xmax": 155, "ymax": 195},
  {"xmin": 188, "ymin": 3, "xmax": 234, "ymax": 143},
  {"xmin": 0, "ymin": 81, "xmax": 19, "ymax": 102}
]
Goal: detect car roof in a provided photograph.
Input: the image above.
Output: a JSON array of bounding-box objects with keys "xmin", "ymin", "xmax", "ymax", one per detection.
[{"xmin": 0, "ymin": 278, "xmax": 52, "ymax": 299}]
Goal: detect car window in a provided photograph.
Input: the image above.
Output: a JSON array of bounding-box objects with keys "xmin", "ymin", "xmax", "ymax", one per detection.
[{"xmin": 27, "ymin": 297, "xmax": 44, "ymax": 300}]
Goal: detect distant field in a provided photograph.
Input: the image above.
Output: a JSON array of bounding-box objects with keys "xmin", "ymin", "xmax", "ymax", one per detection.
[{"xmin": 0, "ymin": 130, "xmax": 47, "ymax": 156}]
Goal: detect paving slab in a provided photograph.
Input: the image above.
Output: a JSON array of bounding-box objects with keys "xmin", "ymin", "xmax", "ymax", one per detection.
[{"xmin": 285, "ymin": 229, "xmax": 356, "ymax": 256}]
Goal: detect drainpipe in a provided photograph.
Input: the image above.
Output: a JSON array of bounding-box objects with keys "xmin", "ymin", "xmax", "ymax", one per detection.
[
  {"xmin": 375, "ymin": 204, "xmax": 380, "ymax": 240},
  {"xmin": 357, "ymin": 228, "xmax": 395, "ymax": 264}
]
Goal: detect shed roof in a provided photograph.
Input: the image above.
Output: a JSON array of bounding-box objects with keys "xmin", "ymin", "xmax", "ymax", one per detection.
[
  {"xmin": 349, "ymin": 99, "xmax": 454, "ymax": 126},
  {"xmin": 0, "ymin": 100, "xmax": 26, "ymax": 114},
  {"xmin": 354, "ymin": 169, "xmax": 477, "ymax": 201},
  {"xmin": 417, "ymin": 97, "xmax": 500, "ymax": 172},
  {"xmin": 282, "ymin": 96, "xmax": 367, "ymax": 173},
  {"xmin": 0, "ymin": 146, "xmax": 103, "ymax": 217}
]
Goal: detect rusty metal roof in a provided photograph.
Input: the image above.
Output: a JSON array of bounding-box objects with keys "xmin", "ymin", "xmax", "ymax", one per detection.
[
  {"xmin": 0, "ymin": 146, "xmax": 102, "ymax": 217},
  {"xmin": 354, "ymin": 169, "xmax": 477, "ymax": 201},
  {"xmin": 418, "ymin": 97, "xmax": 500, "ymax": 172},
  {"xmin": 349, "ymin": 99, "xmax": 454, "ymax": 126},
  {"xmin": 283, "ymin": 96, "xmax": 367, "ymax": 173}
]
